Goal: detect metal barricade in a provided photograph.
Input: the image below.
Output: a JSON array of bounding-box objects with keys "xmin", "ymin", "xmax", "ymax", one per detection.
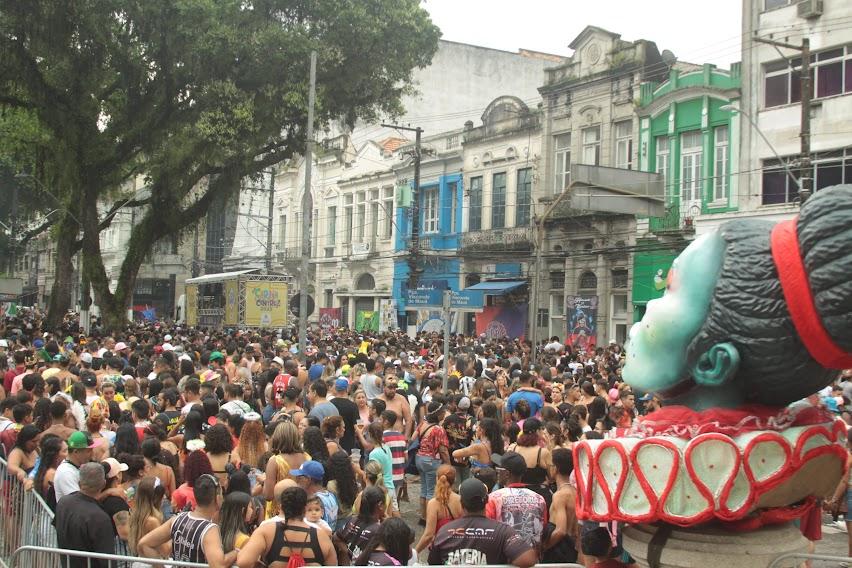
[
  {"xmin": 0, "ymin": 457, "xmax": 57, "ymax": 568},
  {"xmin": 7, "ymin": 547, "xmax": 586, "ymax": 568}
]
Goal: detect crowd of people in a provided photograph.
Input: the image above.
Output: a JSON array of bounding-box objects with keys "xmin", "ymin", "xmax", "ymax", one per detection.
[{"xmin": 0, "ymin": 321, "xmax": 846, "ymax": 568}]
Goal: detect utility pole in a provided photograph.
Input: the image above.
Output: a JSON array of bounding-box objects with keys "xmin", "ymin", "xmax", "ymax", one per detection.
[
  {"xmin": 265, "ymin": 166, "xmax": 276, "ymax": 274},
  {"xmin": 298, "ymin": 50, "xmax": 317, "ymax": 355},
  {"xmin": 752, "ymin": 35, "xmax": 813, "ymax": 203},
  {"xmin": 442, "ymin": 289, "xmax": 451, "ymax": 392},
  {"xmin": 381, "ymin": 124, "xmax": 423, "ymax": 290}
]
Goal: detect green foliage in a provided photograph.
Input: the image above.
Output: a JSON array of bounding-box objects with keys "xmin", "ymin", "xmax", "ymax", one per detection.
[{"xmin": 0, "ymin": 0, "xmax": 440, "ymax": 324}]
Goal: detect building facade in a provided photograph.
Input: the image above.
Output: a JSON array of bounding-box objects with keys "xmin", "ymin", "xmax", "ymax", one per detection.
[
  {"xmin": 633, "ymin": 63, "xmax": 741, "ymax": 320},
  {"xmin": 537, "ymin": 26, "xmax": 669, "ymax": 347}
]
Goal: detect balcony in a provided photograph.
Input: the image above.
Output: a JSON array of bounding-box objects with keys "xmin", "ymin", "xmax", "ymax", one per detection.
[
  {"xmin": 460, "ymin": 226, "xmax": 533, "ymax": 252},
  {"xmin": 550, "ymin": 165, "xmax": 665, "ymax": 219},
  {"xmin": 649, "ymin": 203, "xmax": 696, "ymax": 235}
]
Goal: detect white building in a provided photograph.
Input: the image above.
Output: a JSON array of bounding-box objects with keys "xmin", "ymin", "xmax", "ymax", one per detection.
[{"xmin": 732, "ymin": 0, "xmax": 852, "ymax": 232}]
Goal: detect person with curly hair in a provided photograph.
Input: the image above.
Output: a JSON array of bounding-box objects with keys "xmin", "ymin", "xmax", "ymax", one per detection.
[
  {"xmin": 237, "ymin": 414, "xmax": 266, "ymax": 470},
  {"xmin": 302, "ymin": 426, "xmax": 330, "ymax": 467},
  {"xmin": 171, "ymin": 449, "xmax": 214, "ymax": 512},
  {"xmin": 205, "ymin": 423, "xmax": 240, "ymax": 486},
  {"xmin": 321, "ymin": 415, "xmax": 344, "ymax": 456},
  {"xmin": 326, "ymin": 450, "xmax": 358, "ymax": 530}
]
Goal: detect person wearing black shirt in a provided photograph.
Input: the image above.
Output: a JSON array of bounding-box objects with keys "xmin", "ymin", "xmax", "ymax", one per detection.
[
  {"xmin": 428, "ymin": 478, "xmax": 536, "ymax": 568},
  {"xmin": 55, "ymin": 462, "xmax": 116, "ymax": 568},
  {"xmin": 330, "ymin": 378, "xmax": 359, "ymax": 453}
]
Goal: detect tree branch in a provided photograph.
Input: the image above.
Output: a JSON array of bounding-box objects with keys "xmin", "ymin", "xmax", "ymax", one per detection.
[{"xmin": 17, "ymin": 216, "xmax": 58, "ymax": 246}]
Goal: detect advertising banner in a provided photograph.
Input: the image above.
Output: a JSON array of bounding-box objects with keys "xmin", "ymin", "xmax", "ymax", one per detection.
[
  {"xmin": 379, "ymin": 299, "xmax": 398, "ymax": 332},
  {"xmin": 566, "ymin": 295, "xmax": 598, "ymax": 351},
  {"xmin": 355, "ymin": 310, "xmax": 379, "ymax": 332},
  {"xmin": 185, "ymin": 285, "xmax": 198, "ymax": 327},
  {"xmin": 244, "ymin": 281, "xmax": 288, "ymax": 327},
  {"xmin": 223, "ymin": 279, "xmax": 239, "ymax": 326},
  {"xmin": 475, "ymin": 304, "xmax": 527, "ymax": 339},
  {"xmin": 319, "ymin": 307, "xmax": 343, "ymax": 330},
  {"xmin": 414, "ymin": 309, "xmax": 459, "ymax": 334}
]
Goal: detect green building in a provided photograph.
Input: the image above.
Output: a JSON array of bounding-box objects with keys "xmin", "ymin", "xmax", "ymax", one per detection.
[{"xmin": 632, "ymin": 63, "xmax": 741, "ymax": 321}]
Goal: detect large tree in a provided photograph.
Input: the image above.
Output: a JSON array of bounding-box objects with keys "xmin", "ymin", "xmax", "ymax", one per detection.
[{"xmin": 1, "ymin": 0, "xmax": 440, "ymax": 330}]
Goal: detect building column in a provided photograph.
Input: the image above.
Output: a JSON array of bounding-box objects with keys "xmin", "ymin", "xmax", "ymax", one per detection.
[{"xmin": 596, "ymin": 253, "xmax": 608, "ymax": 346}]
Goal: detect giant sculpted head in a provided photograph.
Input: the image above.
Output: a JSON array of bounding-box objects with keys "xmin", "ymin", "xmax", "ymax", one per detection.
[{"xmin": 625, "ymin": 184, "xmax": 852, "ymax": 410}]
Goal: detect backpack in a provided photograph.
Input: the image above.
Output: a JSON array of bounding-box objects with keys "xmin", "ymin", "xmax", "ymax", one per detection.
[{"xmin": 272, "ymin": 373, "xmax": 292, "ymax": 409}]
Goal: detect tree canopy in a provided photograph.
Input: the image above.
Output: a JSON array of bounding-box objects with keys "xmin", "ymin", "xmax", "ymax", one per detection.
[{"xmin": 0, "ymin": 0, "xmax": 440, "ymax": 328}]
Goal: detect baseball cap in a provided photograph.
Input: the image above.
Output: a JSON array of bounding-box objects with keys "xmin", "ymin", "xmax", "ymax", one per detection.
[
  {"xmin": 334, "ymin": 378, "xmax": 349, "ymax": 392},
  {"xmin": 80, "ymin": 352, "xmax": 93, "ymax": 365},
  {"xmin": 459, "ymin": 478, "xmax": 489, "ymax": 510},
  {"xmin": 162, "ymin": 343, "xmax": 174, "ymax": 352},
  {"xmin": 102, "ymin": 457, "xmax": 129, "ymax": 479},
  {"xmin": 209, "ymin": 351, "xmax": 225, "ymax": 362},
  {"xmin": 114, "ymin": 342, "xmax": 127, "ymax": 351},
  {"xmin": 33, "ymin": 339, "xmax": 44, "ymax": 349},
  {"xmin": 457, "ymin": 396, "xmax": 471, "ymax": 410},
  {"xmin": 290, "ymin": 460, "xmax": 324, "ymax": 481},
  {"xmin": 494, "ymin": 451, "xmax": 527, "ymax": 477},
  {"xmin": 272, "ymin": 357, "xmax": 284, "ymax": 367},
  {"xmin": 164, "ymin": 334, "xmax": 172, "ymax": 342},
  {"xmin": 68, "ymin": 431, "xmax": 100, "ymax": 450},
  {"xmin": 639, "ymin": 393, "xmax": 655, "ymax": 402}
]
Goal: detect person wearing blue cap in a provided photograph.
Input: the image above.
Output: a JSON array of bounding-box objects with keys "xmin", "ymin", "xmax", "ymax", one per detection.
[
  {"xmin": 330, "ymin": 377, "xmax": 359, "ymax": 453},
  {"xmin": 291, "ymin": 461, "xmax": 339, "ymax": 530}
]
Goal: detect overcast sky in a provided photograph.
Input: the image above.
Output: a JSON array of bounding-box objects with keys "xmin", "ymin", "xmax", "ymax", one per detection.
[{"xmin": 423, "ymin": 0, "xmax": 743, "ymax": 69}]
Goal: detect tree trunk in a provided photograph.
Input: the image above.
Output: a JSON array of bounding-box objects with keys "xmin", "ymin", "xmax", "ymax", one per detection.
[{"xmin": 44, "ymin": 213, "xmax": 79, "ymax": 330}]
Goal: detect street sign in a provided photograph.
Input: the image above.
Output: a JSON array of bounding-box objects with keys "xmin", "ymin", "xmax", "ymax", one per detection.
[
  {"xmin": 289, "ymin": 293, "xmax": 315, "ymax": 317},
  {"xmin": 405, "ymin": 288, "xmax": 483, "ymax": 310}
]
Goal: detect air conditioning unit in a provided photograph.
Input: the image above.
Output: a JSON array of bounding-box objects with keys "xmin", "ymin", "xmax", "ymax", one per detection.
[{"xmin": 797, "ymin": 0, "xmax": 823, "ymax": 19}]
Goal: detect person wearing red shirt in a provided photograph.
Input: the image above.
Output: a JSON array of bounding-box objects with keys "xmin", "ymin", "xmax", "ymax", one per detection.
[{"xmin": 4, "ymin": 351, "xmax": 26, "ymax": 394}]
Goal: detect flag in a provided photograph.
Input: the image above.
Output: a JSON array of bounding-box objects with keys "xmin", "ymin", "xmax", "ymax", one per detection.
[{"xmin": 4, "ymin": 302, "xmax": 17, "ymax": 317}]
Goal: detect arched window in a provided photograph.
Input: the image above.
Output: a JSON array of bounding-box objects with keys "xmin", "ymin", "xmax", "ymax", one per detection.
[
  {"xmin": 579, "ymin": 271, "xmax": 597, "ymax": 291},
  {"xmin": 355, "ymin": 273, "xmax": 375, "ymax": 291}
]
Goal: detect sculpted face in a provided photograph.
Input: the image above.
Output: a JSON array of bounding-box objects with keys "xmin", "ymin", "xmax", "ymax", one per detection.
[{"xmin": 624, "ymin": 232, "xmax": 725, "ymax": 397}]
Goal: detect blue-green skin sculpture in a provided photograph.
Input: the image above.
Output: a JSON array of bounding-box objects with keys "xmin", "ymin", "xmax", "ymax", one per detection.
[{"xmin": 625, "ymin": 233, "xmax": 739, "ymax": 410}]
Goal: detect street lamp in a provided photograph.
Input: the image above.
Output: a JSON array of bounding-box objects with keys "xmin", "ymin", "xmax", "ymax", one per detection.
[{"xmin": 719, "ymin": 104, "xmax": 802, "ymax": 196}]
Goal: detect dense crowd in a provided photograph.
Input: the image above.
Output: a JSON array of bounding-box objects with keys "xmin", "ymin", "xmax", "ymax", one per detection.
[{"xmin": 2, "ymin": 320, "xmax": 847, "ymax": 568}]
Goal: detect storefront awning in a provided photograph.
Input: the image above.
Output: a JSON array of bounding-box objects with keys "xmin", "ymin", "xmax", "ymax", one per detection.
[{"xmin": 464, "ymin": 280, "xmax": 526, "ymax": 295}]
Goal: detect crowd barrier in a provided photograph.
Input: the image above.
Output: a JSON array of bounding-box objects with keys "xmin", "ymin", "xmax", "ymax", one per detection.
[{"xmin": 0, "ymin": 457, "xmax": 57, "ymax": 568}]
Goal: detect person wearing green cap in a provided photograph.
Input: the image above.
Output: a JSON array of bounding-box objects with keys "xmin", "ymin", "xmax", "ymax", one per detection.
[{"xmin": 54, "ymin": 431, "xmax": 99, "ymax": 502}]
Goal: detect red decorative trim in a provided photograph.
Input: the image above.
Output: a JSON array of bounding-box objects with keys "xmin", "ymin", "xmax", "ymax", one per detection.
[
  {"xmin": 771, "ymin": 218, "xmax": 852, "ymax": 369},
  {"xmin": 684, "ymin": 434, "xmax": 743, "ymax": 521}
]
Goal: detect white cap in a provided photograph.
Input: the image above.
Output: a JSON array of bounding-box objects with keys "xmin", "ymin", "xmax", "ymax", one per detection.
[
  {"xmin": 164, "ymin": 334, "xmax": 173, "ymax": 341},
  {"xmin": 162, "ymin": 343, "xmax": 174, "ymax": 351},
  {"xmin": 80, "ymin": 353, "xmax": 93, "ymax": 364},
  {"xmin": 272, "ymin": 356, "xmax": 284, "ymax": 366},
  {"xmin": 179, "ymin": 354, "xmax": 192, "ymax": 362},
  {"xmin": 115, "ymin": 342, "xmax": 127, "ymax": 351}
]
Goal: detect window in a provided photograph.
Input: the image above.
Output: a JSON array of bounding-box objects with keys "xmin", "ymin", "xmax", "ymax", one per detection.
[
  {"xmin": 764, "ymin": 0, "xmax": 790, "ymax": 9},
  {"xmin": 446, "ymin": 135, "xmax": 458, "ymax": 150},
  {"xmin": 491, "ymin": 172, "xmax": 506, "ymax": 229},
  {"xmin": 327, "ymin": 208, "xmax": 336, "ymax": 246},
  {"xmin": 516, "ymin": 168, "xmax": 532, "ymax": 226},
  {"xmin": 324, "ymin": 289, "xmax": 333, "ymax": 308},
  {"xmin": 579, "ymin": 271, "xmax": 597, "ymax": 291},
  {"xmin": 764, "ymin": 47, "xmax": 852, "ymax": 109},
  {"xmin": 344, "ymin": 195, "xmax": 353, "ymax": 243},
  {"xmin": 447, "ymin": 181, "xmax": 458, "ymax": 233},
  {"xmin": 356, "ymin": 191, "xmax": 366, "ymax": 241},
  {"xmin": 554, "ymin": 133, "xmax": 571, "ymax": 192},
  {"xmin": 469, "ymin": 176, "xmax": 483, "ymax": 231},
  {"xmin": 422, "ymin": 187, "xmax": 439, "ymax": 234},
  {"xmin": 537, "ymin": 308, "xmax": 549, "ymax": 328},
  {"xmin": 817, "ymin": 48, "xmax": 844, "ymax": 99},
  {"xmin": 612, "ymin": 294, "xmax": 628, "ymax": 318},
  {"xmin": 614, "ymin": 121, "xmax": 633, "ymax": 170},
  {"xmin": 656, "ymin": 136, "xmax": 670, "ymax": 198},
  {"xmin": 762, "ymin": 159, "xmax": 800, "ymax": 205},
  {"xmin": 612, "ymin": 269, "xmax": 628, "ymax": 289},
  {"xmin": 763, "ymin": 147, "xmax": 852, "ymax": 205},
  {"xmin": 370, "ymin": 189, "xmax": 379, "ymax": 238},
  {"xmin": 582, "ymin": 126, "xmax": 600, "ymax": 165},
  {"xmin": 680, "ymin": 131, "xmax": 703, "ymax": 203},
  {"xmin": 382, "ymin": 187, "xmax": 394, "ymax": 239},
  {"xmin": 278, "ymin": 214, "xmax": 287, "ymax": 249},
  {"xmin": 549, "ymin": 271, "xmax": 565, "ymax": 290},
  {"xmin": 714, "ymin": 126, "xmax": 729, "ymax": 201}
]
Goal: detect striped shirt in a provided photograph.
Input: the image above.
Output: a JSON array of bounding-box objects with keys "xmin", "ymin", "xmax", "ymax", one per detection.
[
  {"xmin": 171, "ymin": 512, "xmax": 215, "ymax": 563},
  {"xmin": 383, "ymin": 430, "xmax": 407, "ymax": 483}
]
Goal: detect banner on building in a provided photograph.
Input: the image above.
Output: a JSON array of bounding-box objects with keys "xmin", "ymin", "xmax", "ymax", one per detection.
[
  {"xmin": 566, "ymin": 295, "xmax": 598, "ymax": 352},
  {"xmin": 414, "ymin": 309, "xmax": 459, "ymax": 334},
  {"xmin": 319, "ymin": 307, "xmax": 342, "ymax": 330},
  {"xmin": 356, "ymin": 310, "xmax": 379, "ymax": 332},
  {"xmin": 379, "ymin": 299, "xmax": 398, "ymax": 332},
  {"xmin": 244, "ymin": 281, "xmax": 288, "ymax": 327},
  {"xmin": 475, "ymin": 304, "xmax": 527, "ymax": 339},
  {"xmin": 185, "ymin": 285, "xmax": 198, "ymax": 327},
  {"xmin": 223, "ymin": 280, "xmax": 239, "ymax": 326}
]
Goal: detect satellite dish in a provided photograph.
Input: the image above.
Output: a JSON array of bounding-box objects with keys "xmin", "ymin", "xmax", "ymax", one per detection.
[{"xmin": 661, "ymin": 50, "xmax": 677, "ymax": 67}]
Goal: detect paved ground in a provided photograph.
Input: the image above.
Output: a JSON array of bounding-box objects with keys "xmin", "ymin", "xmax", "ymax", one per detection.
[{"xmin": 396, "ymin": 475, "xmax": 852, "ymax": 566}]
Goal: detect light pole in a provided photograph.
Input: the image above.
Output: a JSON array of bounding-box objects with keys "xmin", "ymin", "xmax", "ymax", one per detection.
[{"xmin": 720, "ymin": 104, "xmax": 802, "ymax": 197}]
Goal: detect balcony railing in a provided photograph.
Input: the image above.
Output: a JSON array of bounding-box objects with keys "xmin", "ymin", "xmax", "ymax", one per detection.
[
  {"xmin": 649, "ymin": 203, "xmax": 695, "ymax": 233},
  {"xmin": 460, "ymin": 226, "xmax": 533, "ymax": 252}
]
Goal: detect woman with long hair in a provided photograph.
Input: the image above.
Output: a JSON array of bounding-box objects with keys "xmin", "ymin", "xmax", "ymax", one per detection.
[
  {"xmin": 451, "ymin": 417, "xmax": 503, "ymax": 469},
  {"xmin": 141, "ymin": 438, "xmax": 177, "ymax": 503},
  {"xmin": 32, "ymin": 398, "xmax": 51, "ymax": 431},
  {"xmin": 237, "ymin": 416, "xmax": 267, "ymax": 470},
  {"xmin": 128, "ymin": 477, "xmax": 168, "ymax": 562},
  {"xmin": 321, "ymin": 416, "xmax": 344, "ymax": 456},
  {"xmin": 353, "ymin": 390, "xmax": 370, "ymax": 425},
  {"xmin": 113, "ymin": 422, "xmax": 140, "ymax": 457},
  {"xmin": 7, "ymin": 424, "xmax": 39, "ymax": 487},
  {"xmin": 34, "ymin": 434, "xmax": 66, "ymax": 511},
  {"xmin": 86, "ymin": 407, "xmax": 113, "ymax": 461},
  {"xmin": 366, "ymin": 422, "xmax": 397, "ymax": 515},
  {"xmin": 326, "ymin": 450, "xmax": 358, "ymax": 530},
  {"xmin": 353, "ymin": 517, "xmax": 414, "ymax": 566},
  {"xmin": 414, "ymin": 464, "xmax": 463, "ymax": 553},
  {"xmin": 303, "ymin": 425, "xmax": 330, "ymax": 466},
  {"xmin": 171, "ymin": 449, "xmax": 214, "ymax": 512},
  {"xmin": 353, "ymin": 461, "xmax": 393, "ymax": 518},
  {"xmin": 69, "ymin": 382, "xmax": 87, "ymax": 430},
  {"xmin": 263, "ymin": 421, "xmax": 308, "ymax": 517},
  {"xmin": 205, "ymin": 423, "xmax": 240, "ymax": 486},
  {"xmin": 337, "ymin": 486, "xmax": 385, "ymax": 558},
  {"xmin": 220, "ymin": 491, "xmax": 254, "ymax": 553},
  {"xmin": 505, "ymin": 417, "xmax": 555, "ymax": 507},
  {"xmin": 181, "ymin": 409, "xmax": 205, "ymax": 452}
]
